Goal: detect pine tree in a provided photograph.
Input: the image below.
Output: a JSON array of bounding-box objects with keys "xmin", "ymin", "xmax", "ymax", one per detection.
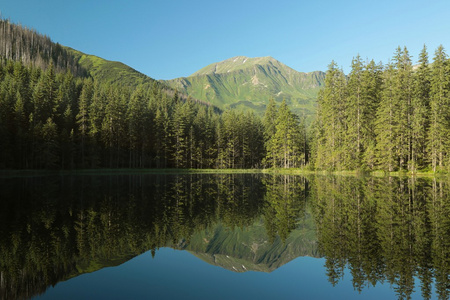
[
  {"xmin": 267, "ymin": 99, "xmax": 302, "ymax": 168},
  {"xmin": 361, "ymin": 60, "xmax": 382, "ymax": 169},
  {"xmin": 428, "ymin": 45, "xmax": 450, "ymax": 172},
  {"xmin": 76, "ymin": 78, "xmax": 93, "ymax": 167},
  {"xmin": 345, "ymin": 55, "xmax": 365, "ymax": 169},
  {"xmin": 101, "ymin": 87, "xmax": 127, "ymax": 167},
  {"xmin": 376, "ymin": 47, "xmax": 413, "ymax": 171},
  {"xmin": 127, "ymin": 86, "xmax": 150, "ymax": 168},
  {"xmin": 218, "ymin": 110, "xmax": 240, "ymax": 168},
  {"xmin": 153, "ymin": 103, "xmax": 171, "ymax": 168},
  {"xmin": 88, "ymin": 83, "xmax": 107, "ymax": 167},
  {"xmin": 375, "ymin": 62, "xmax": 397, "ymax": 172},
  {"xmin": 41, "ymin": 117, "xmax": 59, "ymax": 169},
  {"xmin": 263, "ymin": 98, "xmax": 278, "ymax": 167},
  {"xmin": 410, "ymin": 45, "xmax": 430, "ymax": 172},
  {"xmin": 315, "ymin": 61, "xmax": 347, "ymax": 170},
  {"xmin": 245, "ymin": 112, "xmax": 265, "ymax": 168},
  {"xmin": 395, "ymin": 47, "xmax": 414, "ymax": 171},
  {"xmin": 171, "ymin": 101, "xmax": 194, "ymax": 168}
]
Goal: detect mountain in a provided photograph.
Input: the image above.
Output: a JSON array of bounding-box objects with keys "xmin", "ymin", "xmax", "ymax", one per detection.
[
  {"xmin": 176, "ymin": 216, "xmax": 319, "ymax": 273},
  {"xmin": 164, "ymin": 56, "xmax": 325, "ymax": 120},
  {"xmin": 65, "ymin": 47, "xmax": 160, "ymax": 88}
]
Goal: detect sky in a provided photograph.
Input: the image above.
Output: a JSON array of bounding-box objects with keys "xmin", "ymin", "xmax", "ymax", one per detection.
[{"xmin": 2, "ymin": 0, "xmax": 450, "ymax": 80}]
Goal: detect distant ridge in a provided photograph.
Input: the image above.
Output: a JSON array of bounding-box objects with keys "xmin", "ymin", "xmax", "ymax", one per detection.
[
  {"xmin": 164, "ymin": 56, "xmax": 325, "ymax": 121},
  {"xmin": 177, "ymin": 218, "xmax": 319, "ymax": 273},
  {"xmin": 0, "ymin": 19, "xmax": 219, "ymax": 111}
]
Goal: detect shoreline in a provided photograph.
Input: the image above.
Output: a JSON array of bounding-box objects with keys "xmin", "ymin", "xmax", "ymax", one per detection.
[{"xmin": 0, "ymin": 168, "xmax": 448, "ymax": 178}]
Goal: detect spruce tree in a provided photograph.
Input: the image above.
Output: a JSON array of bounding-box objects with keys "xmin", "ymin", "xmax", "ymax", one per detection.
[
  {"xmin": 428, "ymin": 45, "xmax": 450, "ymax": 172},
  {"xmin": 345, "ymin": 55, "xmax": 364, "ymax": 169},
  {"xmin": 375, "ymin": 62, "xmax": 397, "ymax": 172},
  {"xmin": 361, "ymin": 60, "xmax": 382, "ymax": 169},
  {"xmin": 411, "ymin": 45, "xmax": 430, "ymax": 172},
  {"xmin": 76, "ymin": 78, "xmax": 93, "ymax": 167},
  {"xmin": 315, "ymin": 61, "xmax": 347, "ymax": 170}
]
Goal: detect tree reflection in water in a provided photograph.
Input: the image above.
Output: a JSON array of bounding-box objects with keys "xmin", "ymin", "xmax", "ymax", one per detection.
[
  {"xmin": 0, "ymin": 174, "xmax": 449, "ymax": 299},
  {"xmin": 312, "ymin": 176, "xmax": 450, "ymax": 300}
]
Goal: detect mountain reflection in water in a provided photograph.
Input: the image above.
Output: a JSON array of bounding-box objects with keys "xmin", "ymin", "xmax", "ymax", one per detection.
[{"xmin": 0, "ymin": 174, "xmax": 449, "ymax": 299}]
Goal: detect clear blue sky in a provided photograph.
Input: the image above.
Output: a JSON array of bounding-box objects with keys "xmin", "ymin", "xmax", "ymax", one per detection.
[{"xmin": 2, "ymin": 0, "xmax": 450, "ymax": 79}]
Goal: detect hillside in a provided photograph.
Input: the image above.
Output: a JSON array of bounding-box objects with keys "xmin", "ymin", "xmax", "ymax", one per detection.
[
  {"xmin": 164, "ymin": 56, "xmax": 325, "ymax": 120},
  {"xmin": 65, "ymin": 47, "xmax": 160, "ymax": 88},
  {"xmin": 177, "ymin": 216, "xmax": 319, "ymax": 273}
]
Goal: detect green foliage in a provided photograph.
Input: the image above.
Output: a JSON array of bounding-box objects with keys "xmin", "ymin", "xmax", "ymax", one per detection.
[
  {"xmin": 164, "ymin": 56, "xmax": 324, "ymax": 123},
  {"xmin": 2, "ymin": 56, "xmax": 303, "ymax": 170},
  {"xmin": 315, "ymin": 45, "xmax": 450, "ymax": 173},
  {"xmin": 0, "ymin": 174, "xmax": 315, "ymax": 298},
  {"xmin": 311, "ymin": 176, "xmax": 450, "ymax": 299},
  {"xmin": 265, "ymin": 100, "xmax": 306, "ymax": 168},
  {"xmin": 0, "ymin": 19, "xmax": 315, "ymax": 171}
]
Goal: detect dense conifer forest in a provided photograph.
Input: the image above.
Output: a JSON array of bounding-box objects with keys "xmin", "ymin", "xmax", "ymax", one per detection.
[
  {"xmin": 313, "ymin": 46, "xmax": 450, "ymax": 173},
  {"xmin": 0, "ymin": 57, "xmax": 306, "ymax": 169},
  {"xmin": 0, "ymin": 20, "xmax": 308, "ymax": 170},
  {"xmin": 1, "ymin": 19, "xmax": 450, "ymax": 172}
]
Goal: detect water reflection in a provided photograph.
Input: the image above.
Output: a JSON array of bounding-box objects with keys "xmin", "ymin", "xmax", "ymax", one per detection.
[
  {"xmin": 312, "ymin": 176, "xmax": 450, "ymax": 300},
  {"xmin": 0, "ymin": 174, "xmax": 449, "ymax": 299},
  {"xmin": 0, "ymin": 174, "xmax": 311, "ymax": 299}
]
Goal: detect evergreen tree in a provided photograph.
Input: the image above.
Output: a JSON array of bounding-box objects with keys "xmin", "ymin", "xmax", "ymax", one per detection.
[
  {"xmin": 76, "ymin": 78, "xmax": 93, "ymax": 167},
  {"xmin": 263, "ymin": 98, "xmax": 278, "ymax": 167},
  {"xmin": 361, "ymin": 60, "xmax": 382, "ymax": 169},
  {"xmin": 375, "ymin": 62, "xmax": 397, "ymax": 172},
  {"xmin": 315, "ymin": 61, "xmax": 347, "ymax": 170},
  {"xmin": 428, "ymin": 45, "xmax": 450, "ymax": 172},
  {"xmin": 342, "ymin": 56, "xmax": 382, "ymax": 170},
  {"xmin": 171, "ymin": 101, "xmax": 194, "ymax": 168},
  {"xmin": 344, "ymin": 55, "xmax": 365, "ymax": 169},
  {"xmin": 88, "ymin": 83, "xmax": 107, "ymax": 167},
  {"xmin": 40, "ymin": 117, "xmax": 59, "ymax": 169},
  {"xmin": 411, "ymin": 45, "xmax": 430, "ymax": 172},
  {"xmin": 375, "ymin": 47, "xmax": 413, "ymax": 171},
  {"xmin": 266, "ymin": 100, "xmax": 303, "ymax": 168},
  {"xmin": 127, "ymin": 86, "xmax": 150, "ymax": 168}
]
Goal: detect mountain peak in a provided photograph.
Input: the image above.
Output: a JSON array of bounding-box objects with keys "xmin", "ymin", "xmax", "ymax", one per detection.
[
  {"xmin": 190, "ymin": 56, "xmax": 281, "ymax": 76},
  {"xmin": 165, "ymin": 56, "xmax": 325, "ymax": 122}
]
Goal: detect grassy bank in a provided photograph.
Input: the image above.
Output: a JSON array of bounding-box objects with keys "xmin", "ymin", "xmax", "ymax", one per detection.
[{"xmin": 0, "ymin": 168, "xmax": 448, "ymax": 178}]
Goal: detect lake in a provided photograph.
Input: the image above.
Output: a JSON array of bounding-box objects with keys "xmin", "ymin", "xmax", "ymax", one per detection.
[{"xmin": 0, "ymin": 173, "xmax": 448, "ymax": 299}]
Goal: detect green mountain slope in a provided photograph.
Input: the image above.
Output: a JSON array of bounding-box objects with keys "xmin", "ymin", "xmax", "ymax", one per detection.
[
  {"xmin": 65, "ymin": 47, "xmax": 158, "ymax": 87},
  {"xmin": 164, "ymin": 56, "xmax": 325, "ymax": 119},
  {"xmin": 64, "ymin": 47, "xmax": 218, "ymax": 109},
  {"xmin": 177, "ymin": 215, "xmax": 319, "ymax": 273}
]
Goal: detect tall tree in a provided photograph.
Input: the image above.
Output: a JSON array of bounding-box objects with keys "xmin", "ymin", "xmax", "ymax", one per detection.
[
  {"xmin": 344, "ymin": 55, "xmax": 365, "ymax": 169},
  {"xmin": 76, "ymin": 78, "xmax": 93, "ymax": 167},
  {"xmin": 266, "ymin": 99, "xmax": 303, "ymax": 168},
  {"xmin": 410, "ymin": 45, "xmax": 430, "ymax": 172},
  {"xmin": 314, "ymin": 61, "xmax": 347, "ymax": 170},
  {"xmin": 375, "ymin": 47, "xmax": 413, "ymax": 171},
  {"xmin": 428, "ymin": 45, "xmax": 450, "ymax": 172},
  {"xmin": 127, "ymin": 86, "xmax": 150, "ymax": 168}
]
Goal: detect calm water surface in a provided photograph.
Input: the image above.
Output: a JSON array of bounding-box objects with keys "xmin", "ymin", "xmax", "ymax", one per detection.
[{"xmin": 0, "ymin": 174, "xmax": 448, "ymax": 299}]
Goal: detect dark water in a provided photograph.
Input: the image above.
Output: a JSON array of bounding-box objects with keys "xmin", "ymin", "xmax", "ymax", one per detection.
[{"xmin": 0, "ymin": 174, "xmax": 449, "ymax": 299}]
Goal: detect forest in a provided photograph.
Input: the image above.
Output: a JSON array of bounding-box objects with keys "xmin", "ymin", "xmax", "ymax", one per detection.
[
  {"xmin": 1, "ymin": 19, "xmax": 450, "ymax": 172},
  {"xmin": 313, "ymin": 45, "xmax": 450, "ymax": 173},
  {"xmin": 1, "ymin": 174, "xmax": 449, "ymax": 299},
  {"xmin": 0, "ymin": 174, "xmax": 308, "ymax": 299},
  {"xmin": 0, "ymin": 58, "xmax": 307, "ymax": 169},
  {"xmin": 312, "ymin": 175, "xmax": 450, "ymax": 300}
]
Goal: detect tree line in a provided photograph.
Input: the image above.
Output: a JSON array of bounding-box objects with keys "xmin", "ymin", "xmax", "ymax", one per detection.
[
  {"xmin": 0, "ymin": 57, "xmax": 307, "ymax": 169},
  {"xmin": 313, "ymin": 45, "xmax": 450, "ymax": 173},
  {"xmin": 312, "ymin": 175, "xmax": 450, "ymax": 300},
  {"xmin": 0, "ymin": 173, "xmax": 309, "ymax": 299},
  {"xmin": 3, "ymin": 173, "xmax": 450, "ymax": 299},
  {"xmin": 0, "ymin": 19, "xmax": 87, "ymax": 77}
]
